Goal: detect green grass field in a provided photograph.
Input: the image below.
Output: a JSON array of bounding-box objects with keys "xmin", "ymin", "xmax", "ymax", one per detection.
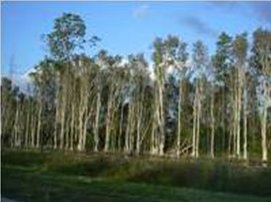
[{"xmin": 2, "ymin": 149, "xmax": 271, "ymax": 202}]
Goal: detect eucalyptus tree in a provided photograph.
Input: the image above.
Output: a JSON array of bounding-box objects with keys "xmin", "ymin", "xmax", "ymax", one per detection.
[
  {"xmin": 205, "ymin": 58, "xmax": 219, "ymax": 158},
  {"xmin": 124, "ymin": 54, "xmax": 149, "ymax": 154},
  {"xmin": 15, "ymin": 93, "xmax": 27, "ymax": 147},
  {"xmin": 45, "ymin": 13, "xmax": 99, "ymax": 61},
  {"xmin": 212, "ymin": 32, "xmax": 233, "ymax": 155},
  {"xmin": 29, "ymin": 70, "xmax": 43, "ymax": 148},
  {"xmin": 9, "ymin": 86, "xmax": 18, "ymax": 147},
  {"xmin": 92, "ymin": 52, "xmax": 104, "ymax": 152},
  {"xmin": 71, "ymin": 54, "xmax": 98, "ymax": 151},
  {"xmin": 209, "ymin": 74, "xmax": 216, "ymax": 158},
  {"xmin": 1, "ymin": 77, "xmax": 14, "ymax": 146},
  {"xmin": 116, "ymin": 64, "xmax": 130, "ymax": 151},
  {"xmin": 12, "ymin": 90, "xmax": 19, "ymax": 147},
  {"xmin": 151, "ymin": 37, "xmax": 168, "ymax": 155},
  {"xmin": 151, "ymin": 38, "xmax": 164, "ymax": 155},
  {"xmin": 43, "ymin": 13, "xmax": 99, "ymax": 150},
  {"xmin": 191, "ymin": 40, "xmax": 209, "ymax": 158},
  {"xmin": 28, "ymin": 58, "xmax": 56, "ymax": 148},
  {"xmin": 157, "ymin": 36, "xmax": 188, "ymax": 156},
  {"xmin": 23, "ymin": 87, "xmax": 31, "ymax": 147},
  {"xmin": 95, "ymin": 50, "xmax": 122, "ymax": 152},
  {"xmin": 150, "ymin": 36, "xmax": 188, "ymax": 156},
  {"xmin": 111, "ymin": 65, "xmax": 129, "ymax": 152},
  {"xmin": 96, "ymin": 50, "xmax": 123, "ymax": 152},
  {"xmin": 251, "ymin": 28, "xmax": 271, "ymax": 163},
  {"xmin": 232, "ymin": 33, "xmax": 248, "ymax": 159},
  {"xmin": 3, "ymin": 12, "xmax": 271, "ymax": 163}
]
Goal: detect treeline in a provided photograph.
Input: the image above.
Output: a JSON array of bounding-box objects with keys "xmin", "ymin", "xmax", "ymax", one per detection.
[{"xmin": 1, "ymin": 13, "xmax": 271, "ymax": 162}]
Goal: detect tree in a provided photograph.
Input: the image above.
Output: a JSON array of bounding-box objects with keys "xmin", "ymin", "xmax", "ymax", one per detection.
[
  {"xmin": 152, "ymin": 38, "xmax": 165, "ymax": 155},
  {"xmin": 152, "ymin": 36, "xmax": 177, "ymax": 155},
  {"xmin": 1, "ymin": 77, "xmax": 13, "ymax": 146},
  {"xmin": 43, "ymin": 13, "xmax": 100, "ymax": 150},
  {"xmin": 251, "ymin": 28, "xmax": 271, "ymax": 163},
  {"xmin": 126, "ymin": 54, "xmax": 149, "ymax": 154},
  {"xmin": 2, "ymin": 13, "xmax": 270, "ymax": 165},
  {"xmin": 158, "ymin": 36, "xmax": 188, "ymax": 156},
  {"xmin": 191, "ymin": 40, "xmax": 209, "ymax": 158},
  {"xmin": 45, "ymin": 13, "xmax": 99, "ymax": 61},
  {"xmin": 232, "ymin": 33, "xmax": 248, "ymax": 159},
  {"xmin": 96, "ymin": 51, "xmax": 123, "ymax": 152},
  {"xmin": 212, "ymin": 32, "xmax": 233, "ymax": 156}
]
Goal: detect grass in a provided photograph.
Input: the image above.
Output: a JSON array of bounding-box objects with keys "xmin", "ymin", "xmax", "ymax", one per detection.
[{"xmin": 2, "ymin": 149, "xmax": 271, "ymax": 202}]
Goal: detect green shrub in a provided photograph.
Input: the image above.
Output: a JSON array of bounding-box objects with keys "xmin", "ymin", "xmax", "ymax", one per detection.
[{"xmin": 2, "ymin": 150, "xmax": 271, "ymax": 196}]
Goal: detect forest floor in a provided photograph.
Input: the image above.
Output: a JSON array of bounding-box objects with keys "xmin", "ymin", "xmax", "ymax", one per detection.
[{"xmin": 1, "ymin": 149, "xmax": 271, "ymax": 202}]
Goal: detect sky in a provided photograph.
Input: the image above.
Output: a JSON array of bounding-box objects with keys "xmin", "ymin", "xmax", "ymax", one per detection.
[{"xmin": 1, "ymin": 1, "xmax": 271, "ymax": 87}]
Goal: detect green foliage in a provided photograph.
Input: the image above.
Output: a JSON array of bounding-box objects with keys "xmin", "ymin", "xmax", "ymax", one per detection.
[
  {"xmin": 2, "ymin": 150, "xmax": 271, "ymax": 197},
  {"xmin": 232, "ymin": 33, "xmax": 248, "ymax": 64},
  {"xmin": 1, "ymin": 12, "xmax": 270, "ymax": 183},
  {"xmin": 45, "ymin": 12, "xmax": 99, "ymax": 60},
  {"xmin": 250, "ymin": 28, "xmax": 271, "ymax": 74},
  {"xmin": 3, "ymin": 166, "xmax": 269, "ymax": 202}
]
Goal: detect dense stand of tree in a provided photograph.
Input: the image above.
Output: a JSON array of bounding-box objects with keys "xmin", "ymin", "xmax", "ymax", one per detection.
[{"xmin": 1, "ymin": 13, "xmax": 271, "ymax": 163}]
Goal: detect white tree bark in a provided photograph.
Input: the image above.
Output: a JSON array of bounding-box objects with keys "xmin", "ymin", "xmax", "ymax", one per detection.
[
  {"xmin": 176, "ymin": 81, "xmax": 182, "ymax": 157},
  {"xmin": 70, "ymin": 102, "xmax": 75, "ymax": 150},
  {"xmin": 94, "ymin": 91, "xmax": 101, "ymax": 152},
  {"xmin": 104, "ymin": 87, "xmax": 113, "ymax": 152},
  {"xmin": 210, "ymin": 89, "xmax": 215, "ymax": 158},
  {"xmin": 36, "ymin": 99, "xmax": 42, "ymax": 148},
  {"xmin": 243, "ymin": 78, "xmax": 248, "ymax": 160},
  {"xmin": 261, "ymin": 80, "xmax": 268, "ymax": 162}
]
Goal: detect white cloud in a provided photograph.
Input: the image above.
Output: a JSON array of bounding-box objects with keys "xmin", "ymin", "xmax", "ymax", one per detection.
[{"xmin": 133, "ymin": 4, "xmax": 150, "ymax": 19}]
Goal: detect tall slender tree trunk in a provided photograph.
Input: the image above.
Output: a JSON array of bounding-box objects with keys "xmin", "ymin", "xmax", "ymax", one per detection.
[
  {"xmin": 210, "ymin": 90, "xmax": 215, "ymax": 158},
  {"xmin": 130, "ymin": 104, "xmax": 136, "ymax": 153},
  {"xmin": 176, "ymin": 81, "xmax": 182, "ymax": 156},
  {"xmin": 94, "ymin": 91, "xmax": 101, "ymax": 152},
  {"xmin": 150, "ymin": 111, "xmax": 157, "ymax": 155},
  {"xmin": 196, "ymin": 84, "xmax": 201, "ymax": 158},
  {"xmin": 125, "ymin": 104, "xmax": 131, "ymax": 153},
  {"xmin": 36, "ymin": 99, "xmax": 42, "ymax": 148},
  {"xmin": 136, "ymin": 100, "xmax": 142, "ymax": 155},
  {"xmin": 77, "ymin": 95, "xmax": 87, "ymax": 151},
  {"xmin": 77, "ymin": 95, "xmax": 83, "ymax": 151},
  {"xmin": 13, "ymin": 102, "xmax": 19, "ymax": 147},
  {"xmin": 25, "ymin": 103, "xmax": 30, "ymax": 147},
  {"xmin": 70, "ymin": 102, "xmax": 75, "ymax": 151},
  {"xmin": 233, "ymin": 68, "xmax": 240, "ymax": 158},
  {"xmin": 104, "ymin": 88, "xmax": 113, "ymax": 152},
  {"xmin": 261, "ymin": 80, "xmax": 268, "ymax": 163},
  {"xmin": 59, "ymin": 110, "xmax": 65, "ymax": 149},
  {"xmin": 233, "ymin": 84, "xmax": 237, "ymax": 157},
  {"xmin": 228, "ymin": 123, "xmax": 233, "ymax": 157},
  {"xmin": 82, "ymin": 110, "xmax": 89, "ymax": 151},
  {"xmin": 54, "ymin": 84, "xmax": 59, "ymax": 149},
  {"xmin": 192, "ymin": 84, "xmax": 197, "ymax": 157},
  {"xmin": 65, "ymin": 111, "xmax": 70, "ymax": 150},
  {"xmin": 77, "ymin": 111, "xmax": 83, "ymax": 151},
  {"xmin": 60, "ymin": 73, "xmax": 69, "ymax": 150},
  {"xmin": 243, "ymin": 81, "xmax": 248, "ymax": 160},
  {"xmin": 192, "ymin": 81, "xmax": 200, "ymax": 157},
  {"xmin": 151, "ymin": 89, "xmax": 158, "ymax": 155},
  {"xmin": 119, "ymin": 103, "xmax": 124, "ymax": 151},
  {"xmin": 59, "ymin": 88, "xmax": 67, "ymax": 150},
  {"xmin": 236, "ymin": 70, "xmax": 241, "ymax": 158},
  {"xmin": 31, "ymin": 108, "xmax": 36, "ymax": 148},
  {"xmin": 158, "ymin": 80, "xmax": 165, "ymax": 156}
]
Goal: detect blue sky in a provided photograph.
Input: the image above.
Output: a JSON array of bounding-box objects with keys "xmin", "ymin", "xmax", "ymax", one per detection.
[{"xmin": 1, "ymin": 1, "xmax": 270, "ymax": 83}]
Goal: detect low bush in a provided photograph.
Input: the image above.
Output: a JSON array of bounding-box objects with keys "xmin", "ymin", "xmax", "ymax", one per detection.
[{"xmin": 2, "ymin": 149, "xmax": 271, "ymax": 196}]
